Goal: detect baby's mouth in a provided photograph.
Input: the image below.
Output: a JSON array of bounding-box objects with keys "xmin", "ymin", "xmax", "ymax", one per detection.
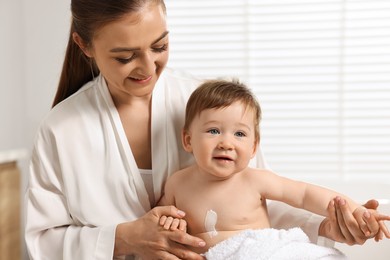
[{"xmin": 213, "ymin": 156, "xmax": 233, "ymax": 161}]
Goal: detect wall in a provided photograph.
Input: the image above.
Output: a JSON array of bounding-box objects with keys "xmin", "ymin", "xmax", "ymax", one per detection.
[
  {"xmin": 0, "ymin": 0, "xmax": 70, "ymax": 160},
  {"xmin": 0, "ymin": 1, "xmax": 24, "ymax": 151},
  {"xmin": 23, "ymin": 0, "xmax": 71, "ymax": 150},
  {"xmin": 1, "ymin": 1, "xmax": 70, "ymax": 259}
]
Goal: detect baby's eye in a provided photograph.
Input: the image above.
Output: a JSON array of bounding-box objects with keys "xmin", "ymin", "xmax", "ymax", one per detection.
[
  {"xmin": 207, "ymin": 129, "xmax": 220, "ymax": 135},
  {"xmin": 235, "ymin": 131, "xmax": 246, "ymax": 137}
]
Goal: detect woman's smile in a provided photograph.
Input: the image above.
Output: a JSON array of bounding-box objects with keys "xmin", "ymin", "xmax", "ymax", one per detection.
[{"xmin": 128, "ymin": 75, "xmax": 153, "ymax": 84}]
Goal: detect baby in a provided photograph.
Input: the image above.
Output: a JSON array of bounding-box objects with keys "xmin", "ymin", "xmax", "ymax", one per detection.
[{"xmin": 158, "ymin": 79, "xmax": 390, "ymax": 258}]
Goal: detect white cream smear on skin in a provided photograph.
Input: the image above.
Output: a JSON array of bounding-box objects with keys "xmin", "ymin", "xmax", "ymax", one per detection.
[{"xmin": 205, "ymin": 209, "xmax": 218, "ymax": 238}]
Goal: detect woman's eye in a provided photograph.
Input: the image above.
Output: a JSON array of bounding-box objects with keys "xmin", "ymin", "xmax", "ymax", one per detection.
[
  {"xmin": 208, "ymin": 129, "xmax": 220, "ymax": 135},
  {"xmin": 235, "ymin": 131, "xmax": 246, "ymax": 137},
  {"xmin": 152, "ymin": 44, "xmax": 168, "ymax": 53},
  {"xmin": 116, "ymin": 54, "xmax": 136, "ymax": 64}
]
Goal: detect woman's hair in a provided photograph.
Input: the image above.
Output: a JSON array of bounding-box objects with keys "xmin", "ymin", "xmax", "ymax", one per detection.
[
  {"xmin": 52, "ymin": 0, "xmax": 166, "ymax": 107},
  {"xmin": 184, "ymin": 79, "xmax": 262, "ymax": 143}
]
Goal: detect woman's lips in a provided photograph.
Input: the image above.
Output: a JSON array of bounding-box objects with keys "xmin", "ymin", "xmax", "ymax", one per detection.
[{"xmin": 129, "ymin": 75, "xmax": 152, "ymax": 84}]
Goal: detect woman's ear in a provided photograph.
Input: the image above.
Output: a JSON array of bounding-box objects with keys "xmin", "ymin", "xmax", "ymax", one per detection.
[
  {"xmin": 72, "ymin": 32, "xmax": 93, "ymax": 58},
  {"xmin": 181, "ymin": 129, "xmax": 193, "ymax": 153}
]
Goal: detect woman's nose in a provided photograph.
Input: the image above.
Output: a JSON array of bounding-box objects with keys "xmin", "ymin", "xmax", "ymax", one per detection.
[{"xmin": 138, "ymin": 52, "xmax": 156, "ymax": 75}]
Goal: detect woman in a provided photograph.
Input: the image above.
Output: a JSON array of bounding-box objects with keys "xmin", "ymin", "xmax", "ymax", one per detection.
[{"xmin": 25, "ymin": 0, "xmax": 382, "ymax": 259}]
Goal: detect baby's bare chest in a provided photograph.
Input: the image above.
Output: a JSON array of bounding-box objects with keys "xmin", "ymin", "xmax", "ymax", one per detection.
[{"xmin": 175, "ymin": 183, "xmax": 267, "ymax": 235}]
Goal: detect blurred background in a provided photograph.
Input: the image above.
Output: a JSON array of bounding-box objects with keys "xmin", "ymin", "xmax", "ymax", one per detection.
[{"xmin": 1, "ymin": 0, "xmax": 389, "ymax": 259}]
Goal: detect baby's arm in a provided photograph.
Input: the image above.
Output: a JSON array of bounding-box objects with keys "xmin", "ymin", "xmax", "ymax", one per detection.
[
  {"xmin": 157, "ymin": 171, "xmax": 188, "ymax": 231},
  {"xmin": 259, "ymin": 170, "xmax": 390, "ymax": 238}
]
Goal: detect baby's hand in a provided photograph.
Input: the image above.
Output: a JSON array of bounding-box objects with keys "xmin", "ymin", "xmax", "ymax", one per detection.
[
  {"xmin": 159, "ymin": 215, "xmax": 187, "ymax": 232},
  {"xmin": 367, "ymin": 210, "xmax": 390, "ymax": 241},
  {"xmin": 353, "ymin": 206, "xmax": 390, "ymax": 241}
]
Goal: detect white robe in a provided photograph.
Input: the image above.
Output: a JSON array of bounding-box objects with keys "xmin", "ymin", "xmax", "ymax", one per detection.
[{"xmin": 25, "ymin": 68, "xmax": 325, "ymax": 260}]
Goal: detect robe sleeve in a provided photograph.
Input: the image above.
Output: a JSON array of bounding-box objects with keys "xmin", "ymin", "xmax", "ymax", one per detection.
[
  {"xmin": 252, "ymin": 146, "xmax": 334, "ymax": 246},
  {"xmin": 25, "ymin": 127, "xmax": 117, "ymax": 259}
]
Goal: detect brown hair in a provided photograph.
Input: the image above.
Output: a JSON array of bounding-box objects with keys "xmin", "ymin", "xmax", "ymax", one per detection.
[
  {"xmin": 52, "ymin": 0, "xmax": 166, "ymax": 107},
  {"xmin": 184, "ymin": 79, "xmax": 262, "ymax": 143}
]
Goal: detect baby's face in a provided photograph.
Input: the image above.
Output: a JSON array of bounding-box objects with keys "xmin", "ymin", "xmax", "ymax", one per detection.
[{"xmin": 184, "ymin": 101, "xmax": 257, "ymax": 179}]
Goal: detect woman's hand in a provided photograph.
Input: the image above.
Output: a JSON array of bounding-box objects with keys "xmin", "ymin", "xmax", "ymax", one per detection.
[
  {"xmin": 319, "ymin": 198, "xmax": 389, "ymax": 245},
  {"xmin": 114, "ymin": 206, "xmax": 205, "ymax": 259}
]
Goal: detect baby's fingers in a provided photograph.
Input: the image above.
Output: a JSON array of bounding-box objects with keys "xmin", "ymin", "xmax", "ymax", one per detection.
[
  {"xmin": 375, "ymin": 230, "xmax": 383, "ymax": 242},
  {"xmin": 170, "ymin": 218, "xmax": 187, "ymax": 231},
  {"xmin": 170, "ymin": 218, "xmax": 181, "ymax": 231},
  {"xmin": 160, "ymin": 215, "xmax": 168, "ymax": 226},
  {"xmin": 163, "ymin": 216, "xmax": 175, "ymax": 230},
  {"xmin": 374, "ymin": 213, "xmax": 390, "ymax": 222},
  {"xmin": 371, "ymin": 212, "xmax": 390, "ymax": 238},
  {"xmin": 179, "ymin": 219, "xmax": 187, "ymax": 232},
  {"xmin": 379, "ymin": 220, "xmax": 390, "ymax": 239}
]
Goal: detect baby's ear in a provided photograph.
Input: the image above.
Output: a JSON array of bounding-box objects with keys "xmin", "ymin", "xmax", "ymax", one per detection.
[
  {"xmin": 181, "ymin": 129, "xmax": 193, "ymax": 153},
  {"xmin": 251, "ymin": 139, "xmax": 259, "ymax": 158}
]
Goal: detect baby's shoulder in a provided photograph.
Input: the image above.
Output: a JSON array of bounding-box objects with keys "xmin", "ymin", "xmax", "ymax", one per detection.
[
  {"xmin": 244, "ymin": 168, "xmax": 277, "ymax": 182},
  {"xmin": 246, "ymin": 167, "xmax": 272, "ymax": 176},
  {"xmin": 167, "ymin": 165, "xmax": 194, "ymax": 183}
]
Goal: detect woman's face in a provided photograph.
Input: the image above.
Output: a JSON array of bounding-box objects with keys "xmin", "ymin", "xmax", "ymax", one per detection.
[{"xmin": 88, "ymin": 3, "xmax": 169, "ymax": 102}]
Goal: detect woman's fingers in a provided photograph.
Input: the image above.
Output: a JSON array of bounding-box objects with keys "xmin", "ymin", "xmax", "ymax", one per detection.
[
  {"xmin": 334, "ymin": 198, "xmax": 357, "ymax": 244},
  {"xmin": 355, "ymin": 208, "xmax": 370, "ymax": 236},
  {"xmin": 168, "ymin": 229, "xmax": 206, "ymax": 248},
  {"xmin": 168, "ymin": 244, "xmax": 204, "ymax": 260},
  {"xmin": 158, "ymin": 251, "xmax": 182, "ymax": 260},
  {"xmin": 326, "ymin": 199, "xmax": 342, "ymax": 236},
  {"xmin": 362, "ymin": 199, "xmax": 379, "ymax": 210},
  {"xmin": 166, "ymin": 230, "xmax": 206, "ymax": 260},
  {"xmin": 153, "ymin": 205, "xmax": 186, "ymax": 219}
]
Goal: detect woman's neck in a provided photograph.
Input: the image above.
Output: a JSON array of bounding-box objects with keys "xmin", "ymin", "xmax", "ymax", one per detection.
[{"xmin": 115, "ymin": 94, "xmax": 153, "ymax": 169}]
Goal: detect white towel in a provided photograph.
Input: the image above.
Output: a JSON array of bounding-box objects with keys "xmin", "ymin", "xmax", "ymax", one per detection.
[{"xmin": 204, "ymin": 228, "xmax": 347, "ymax": 260}]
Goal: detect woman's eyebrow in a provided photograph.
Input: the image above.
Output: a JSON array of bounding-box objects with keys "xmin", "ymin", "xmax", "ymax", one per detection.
[
  {"xmin": 152, "ymin": 30, "xmax": 169, "ymax": 45},
  {"xmin": 110, "ymin": 31, "xmax": 169, "ymax": 53}
]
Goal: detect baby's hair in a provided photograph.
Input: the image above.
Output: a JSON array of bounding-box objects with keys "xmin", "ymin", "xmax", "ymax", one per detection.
[{"xmin": 184, "ymin": 79, "xmax": 262, "ymax": 143}]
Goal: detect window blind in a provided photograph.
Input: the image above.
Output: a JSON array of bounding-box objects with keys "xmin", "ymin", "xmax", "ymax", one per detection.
[{"xmin": 165, "ymin": 0, "xmax": 390, "ymax": 182}]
